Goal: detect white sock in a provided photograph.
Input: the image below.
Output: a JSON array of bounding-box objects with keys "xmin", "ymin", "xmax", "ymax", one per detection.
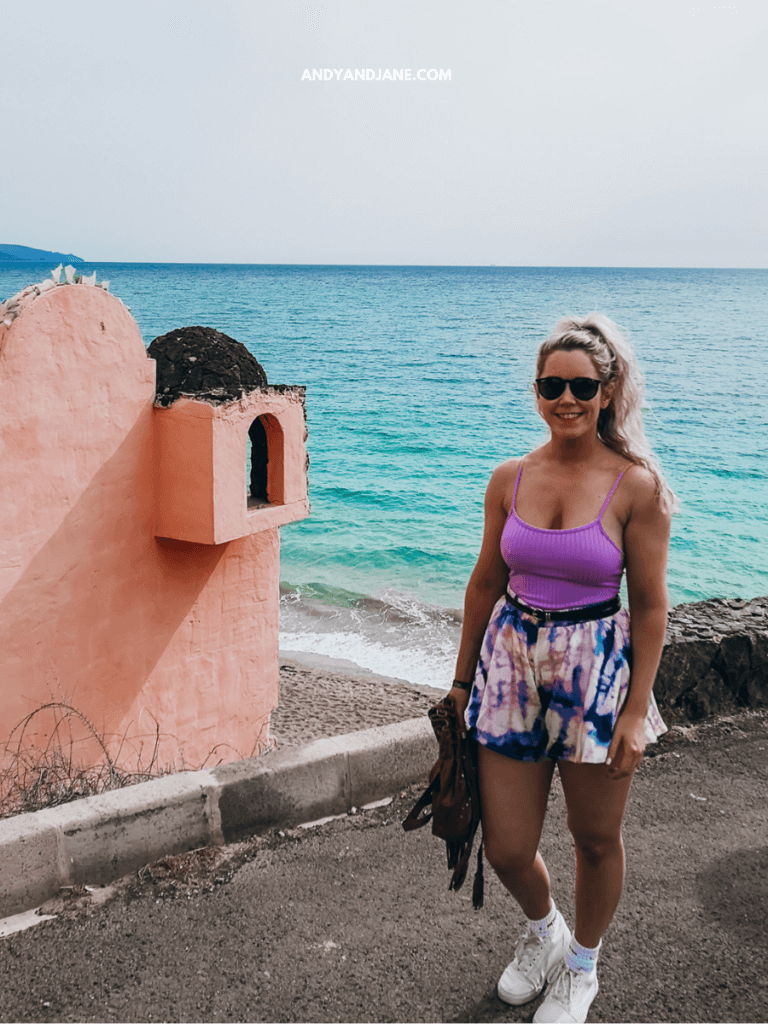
[
  {"xmin": 565, "ymin": 935, "xmax": 601, "ymax": 973},
  {"xmin": 526, "ymin": 899, "xmax": 557, "ymax": 939}
]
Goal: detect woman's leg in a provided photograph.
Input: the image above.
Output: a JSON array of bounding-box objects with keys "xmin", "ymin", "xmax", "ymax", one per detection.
[
  {"xmin": 478, "ymin": 745, "xmax": 555, "ymax": 919},
  {"xmin": 557, "ymin": 761, "xmax": 636, "ymax": 948}
]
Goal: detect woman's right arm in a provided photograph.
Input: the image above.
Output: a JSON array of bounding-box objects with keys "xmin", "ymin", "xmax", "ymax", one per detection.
[{"xmin": 449, "ymin": 463, "xmax": 515, "ymax": 713}]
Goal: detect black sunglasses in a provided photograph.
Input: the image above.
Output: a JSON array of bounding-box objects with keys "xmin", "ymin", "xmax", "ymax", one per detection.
[{"xmin": 535, "ymin": 376, "xmax": 602, "ymax": 401}]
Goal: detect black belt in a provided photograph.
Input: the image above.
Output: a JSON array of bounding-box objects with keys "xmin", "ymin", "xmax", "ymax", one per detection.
[{"xmin": 506, "ymin": 590, "xmax": 621, "ymax": 624}]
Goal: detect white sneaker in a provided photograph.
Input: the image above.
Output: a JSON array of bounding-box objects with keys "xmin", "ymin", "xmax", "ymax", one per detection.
[
  {"xmin": 497, "ymin": 909, "xmax": 571, "ymax": 1006},
  {"xmin": 533, "ymin": 959, "xmax": 599, "ymax": 1023}
]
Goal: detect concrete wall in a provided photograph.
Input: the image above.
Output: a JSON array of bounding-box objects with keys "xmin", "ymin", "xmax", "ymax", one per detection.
[{"xmin": 0, "ymin": 279, "xmax": 308, "ymax": 773}]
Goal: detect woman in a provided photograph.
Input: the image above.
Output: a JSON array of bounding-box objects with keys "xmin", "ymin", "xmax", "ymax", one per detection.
[{"xmin": 450, "ymin": 314, "xmax": 675, "ymax": 1024}]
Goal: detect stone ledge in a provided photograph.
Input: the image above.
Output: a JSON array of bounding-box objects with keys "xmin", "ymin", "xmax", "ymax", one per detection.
[
  {"xmin": 0, "ymin": 719, "xmax": 436, "ymax": 918},
  {"xmin": 212, "ymin": 737, "xmax": 351, "ymax": 844},
  {"xmin": 0, "ymin": 813, "xmax": 63, "ymax": 918},
  {"xmin": 0, "ymin": 773, "xmax": 220, "ymax": 917},
  {"xmin": 211, "ymin": 719, "xmax": 435, "ymax": 842}
]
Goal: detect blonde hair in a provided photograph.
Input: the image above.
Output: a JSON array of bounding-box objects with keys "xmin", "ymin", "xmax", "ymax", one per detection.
[{"xmin": 536, "ymin": 312, "xmax": 679, "ymax": 515}]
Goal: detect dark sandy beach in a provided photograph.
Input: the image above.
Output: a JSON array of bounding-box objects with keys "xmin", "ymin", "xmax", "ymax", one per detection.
[{"xmin": 270, "ymin": 652, "xmax": 446, "ymax": 749}]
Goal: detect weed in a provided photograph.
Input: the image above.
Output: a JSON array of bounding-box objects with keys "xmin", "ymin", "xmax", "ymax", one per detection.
[
  {"xmin": 0, "ymin": 700, "xmax": 273, "ymax": 821},
  {"xmin": 0, "ymin": 702, "xmax": 171, "ymax": 820}
]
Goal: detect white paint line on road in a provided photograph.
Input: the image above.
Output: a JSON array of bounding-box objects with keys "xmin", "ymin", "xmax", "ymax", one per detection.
[
  {"xmin": 0, "ymin": 908, "xmax": 57, "ymax": 938},
  {"xmin": 361, "ymin": 796, "xmax": 393, "ymax": 810},
  {"xmin": 297, "ymin": 812, "xmax": 348, "ymax": 829}
]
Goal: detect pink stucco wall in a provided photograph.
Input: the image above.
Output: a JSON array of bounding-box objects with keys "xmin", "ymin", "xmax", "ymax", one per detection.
[
  {"xmin": 154, "ymin": 392, "xmax": 308, "ymax": 544},
  {"xmin": 0, "ymin": 280, "xmax": 308, "ymax": 772}
]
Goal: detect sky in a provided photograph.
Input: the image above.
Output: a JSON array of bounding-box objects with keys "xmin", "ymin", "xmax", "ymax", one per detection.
[{"xmin": 1, "ymin": 0, "xmax": 766, "ymax": 266}]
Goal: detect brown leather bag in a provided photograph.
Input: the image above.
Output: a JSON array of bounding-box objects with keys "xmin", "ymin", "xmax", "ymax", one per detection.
[{"xmin": 402, "ymin": 693, "xmax": 484, "ymax": 908}]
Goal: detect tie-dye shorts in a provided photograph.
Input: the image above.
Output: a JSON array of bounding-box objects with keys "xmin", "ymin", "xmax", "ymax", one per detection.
[{"xmin": 464, "ymin": 595, "xmax": 667, "ymax": 763}]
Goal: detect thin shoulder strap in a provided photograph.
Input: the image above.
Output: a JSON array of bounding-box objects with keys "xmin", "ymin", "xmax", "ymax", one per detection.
[
  {"xmin": 598, "ymin": 469, "xmax": 627, "ymax": 520},
  {"xmin": 512, "ymin": 460, "xmax": 525, "ymax": 514}
]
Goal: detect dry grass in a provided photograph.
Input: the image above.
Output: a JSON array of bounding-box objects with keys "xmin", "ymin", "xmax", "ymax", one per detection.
[
  {"xmin": 0, "ymin": 698, "xmax": 274, "ymax": 821},
  {"xmin": 0, "ymin": 702, "xmax": 173, "ymax": 820}
]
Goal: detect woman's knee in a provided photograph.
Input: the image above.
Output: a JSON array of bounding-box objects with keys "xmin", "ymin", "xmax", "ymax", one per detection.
[
  {"xmin": 569, "ymin": 825, "xmax": 623, "ymax": 866},
  {"xmin": 483, "ymin": 836, "xmax": 538, "ymax": 878}
]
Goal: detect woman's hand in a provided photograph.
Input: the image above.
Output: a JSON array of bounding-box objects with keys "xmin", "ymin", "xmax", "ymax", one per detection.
[
  {"xmin": 606, "ymin": 711, "xmax": 646, "ymax": 778},
  {"xmin": 447, "ymin": 685, "xmax": 472, "ymax": 720}
]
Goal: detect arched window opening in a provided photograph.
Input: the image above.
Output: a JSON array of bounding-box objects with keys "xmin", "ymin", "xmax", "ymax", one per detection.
[
  {"xmin": 248, "ymin": 417, "xmax": 268, "ymax": 506},
  {"xmin": 247, "ymin": 414, "xmax": 285, "ymax": 510}
]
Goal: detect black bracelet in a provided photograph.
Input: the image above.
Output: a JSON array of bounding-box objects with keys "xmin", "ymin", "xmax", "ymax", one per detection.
[{"xmin": 452, "ymin": 678, "xmax": 473, "ymax": 691}]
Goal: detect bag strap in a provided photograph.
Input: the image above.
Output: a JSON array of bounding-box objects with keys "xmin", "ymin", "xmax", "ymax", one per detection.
[
  {"xmin": 472, "ymin": 836, "xmax": 484, "ymax": 909},
  {"xmin": 401, "ymin": 775, "xmax": 439, "ymax": 832}
]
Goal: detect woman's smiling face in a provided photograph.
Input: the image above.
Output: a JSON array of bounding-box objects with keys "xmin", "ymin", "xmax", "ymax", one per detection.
[{"xmin": 535, "ymin": 348, "xmax": 612, "ymax": 438}]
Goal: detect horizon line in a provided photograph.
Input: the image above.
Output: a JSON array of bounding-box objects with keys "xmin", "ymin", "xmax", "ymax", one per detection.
[{"xmin": 2, "ymin": 261, "xmax": 766, "ymax": 271}]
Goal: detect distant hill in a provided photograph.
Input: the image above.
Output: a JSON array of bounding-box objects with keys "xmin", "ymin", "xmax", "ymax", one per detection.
[{"xmin": 0, "ymin": 244, "xmax": 84, "ymax": 263}]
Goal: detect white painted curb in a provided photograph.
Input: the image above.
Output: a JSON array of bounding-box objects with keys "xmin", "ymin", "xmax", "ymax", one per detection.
[{"xmin": 0, "ymin": 718, "xmax": 436, "ymax": 917}]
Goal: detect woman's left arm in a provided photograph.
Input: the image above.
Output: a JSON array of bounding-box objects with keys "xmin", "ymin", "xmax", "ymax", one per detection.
[{"xmin": 606, "ymin": 468, "xmax": 672, "ymax": 778}]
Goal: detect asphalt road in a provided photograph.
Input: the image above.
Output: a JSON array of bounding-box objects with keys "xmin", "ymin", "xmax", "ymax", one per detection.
[{"xmin": 0, "ymin": 712, "xmax": 766, "ymax": 1024}]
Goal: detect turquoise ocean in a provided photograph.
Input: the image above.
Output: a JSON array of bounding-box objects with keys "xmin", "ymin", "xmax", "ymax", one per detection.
[{"xmin": 3, "ymin": 264, "xmax": 766, "ymax": 687}]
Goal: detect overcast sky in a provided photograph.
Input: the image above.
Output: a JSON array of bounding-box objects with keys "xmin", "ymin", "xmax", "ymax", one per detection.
[{"xmin": 2, "ymin": 0, "xmax": 765, "ymax": 266}]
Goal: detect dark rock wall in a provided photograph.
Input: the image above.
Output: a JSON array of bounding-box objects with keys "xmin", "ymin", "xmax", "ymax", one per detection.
[
  {"xmin": 655, "ymin": 597, "xmax": 768, "ymax": 720},
  {"xmin": 148, "ymin": 326, "xmax": 268, "ymax": 406}
]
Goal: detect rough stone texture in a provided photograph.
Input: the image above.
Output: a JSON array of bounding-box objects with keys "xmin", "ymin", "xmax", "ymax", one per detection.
[
  {"xmin": 656, "ymin": 596, "xmax": 768, "ymax": 720},
  {"xmin": 148, "ymin": 325, "xmax": 268, "ymax": 406}
]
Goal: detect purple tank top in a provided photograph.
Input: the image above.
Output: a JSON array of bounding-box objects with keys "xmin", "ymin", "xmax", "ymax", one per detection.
[{"xmin": 500, "ymin": 461, "xmax": 626, "ymax": 610}]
